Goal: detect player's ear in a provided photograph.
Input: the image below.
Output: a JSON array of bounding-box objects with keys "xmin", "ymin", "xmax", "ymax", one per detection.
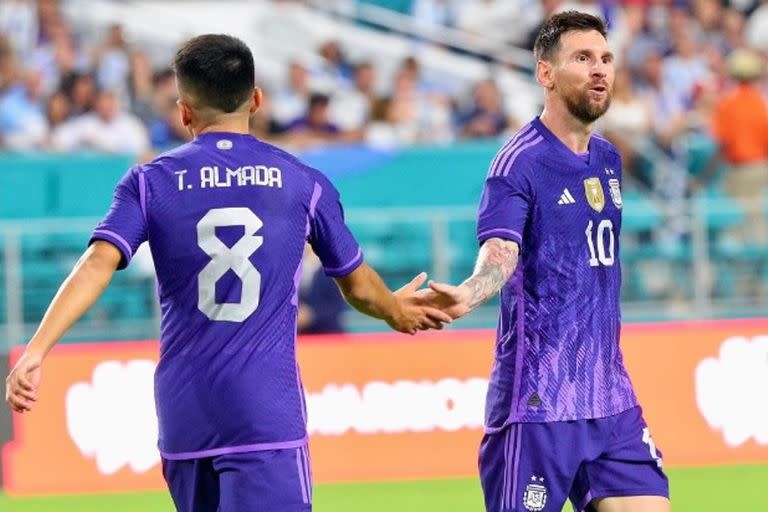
[
  {"xmin": 249, "ymin": 87, "xmax": 262, "ymax": 114},
  {"xmin": 177, "ymin": 98, "xmax": 193, "ymax": 127},
  {"xmin": 536, "ymin": 59, "xmax": 554, "ymax": 90}
]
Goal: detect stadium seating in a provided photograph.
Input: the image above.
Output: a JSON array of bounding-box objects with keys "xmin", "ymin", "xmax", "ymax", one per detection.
[{"xmin": 0, "ymin": 143, "xmax": 765, "ymax": 338}]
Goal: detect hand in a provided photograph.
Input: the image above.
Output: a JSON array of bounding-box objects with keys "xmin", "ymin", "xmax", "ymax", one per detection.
[
  {"xmin": 416, "ymin": 280, "xmax": 472, "ymax": 320},
  {"xmin": 389, "ymin": 273, "xmax": 454, "ymax": 335},
  {"xmin": 5, "ymin": 350, "xmax": 43, "ymax": 413}
]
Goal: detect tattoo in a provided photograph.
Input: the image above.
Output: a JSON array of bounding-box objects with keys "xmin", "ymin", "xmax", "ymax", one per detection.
[{"xmin": 462, "ymin": 238, "xmax": 519, "ymax": 310}]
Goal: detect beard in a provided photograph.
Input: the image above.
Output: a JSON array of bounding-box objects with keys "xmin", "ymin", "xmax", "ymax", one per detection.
[{"xmin": 563, "ymin": 86, "xmax": 612, "ymax": 124}]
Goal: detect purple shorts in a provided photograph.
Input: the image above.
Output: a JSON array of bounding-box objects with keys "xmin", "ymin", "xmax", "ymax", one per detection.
[
  {"xmin": 162, "ymin": 446, "xmax": 312, "ymax": 512},
  {"xmin": 479, "ymin": 406, "xmax": 669, "ymax": 512}
]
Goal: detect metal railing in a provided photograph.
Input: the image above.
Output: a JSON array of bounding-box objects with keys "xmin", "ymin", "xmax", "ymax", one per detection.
[{"xmin": 1, "ymin": 199, "xmax": 766, "ymax": 351}]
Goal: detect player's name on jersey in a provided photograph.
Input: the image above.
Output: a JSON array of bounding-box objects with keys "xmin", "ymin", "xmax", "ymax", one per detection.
[{"xmin": 174, "ymin": 165, "xmax": 283, "ymax": 191}]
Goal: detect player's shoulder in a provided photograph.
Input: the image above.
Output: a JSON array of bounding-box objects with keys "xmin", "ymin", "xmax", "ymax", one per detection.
[
  {"xmin": 590, "ymin": 131, "xmax": 621, "ymax": 160},
  {"xmin": 256, "ymin": 139, "xmax": 320, "ymax": 177},
  {"xmin": 487, "ymin": 122, "xmax": 546, "ymax": 180},
  {"xmin": 139, "ymin": 141, "xmax": 198, "ymax": 174},
  {"xmin": 258, "ymin": 139, "xmax": 338, "ymax": 192}
]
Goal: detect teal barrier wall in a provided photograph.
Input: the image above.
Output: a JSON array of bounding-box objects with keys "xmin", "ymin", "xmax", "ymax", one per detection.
[
  {"xmin": 0, "ymin": 144, "xmax": 498, "ymax": 219},
  {"xmin": 1, "ymin": 145, "xmax": 766, "ymax": 339},
  {"xmin": 0, "ymin": 153, "xmax": 134, "ymax": 219}
]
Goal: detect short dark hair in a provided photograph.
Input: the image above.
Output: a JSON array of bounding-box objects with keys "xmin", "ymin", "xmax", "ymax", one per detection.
[
  {"xmin": 534, "ymin": 11, "xmax": 608, "ymax": 62},
  {"xmin": 172, "ymin": 34, "xmax": 255, "ymax": 113},
  {"xmin": 308, "ymin": 93, "xmax": 330, "ymax": 109}
]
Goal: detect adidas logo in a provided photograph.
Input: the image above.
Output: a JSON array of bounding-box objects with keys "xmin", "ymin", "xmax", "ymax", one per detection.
[{"xmin": 558, "ymin": 188, "xmax": 576, "ymax": 205}]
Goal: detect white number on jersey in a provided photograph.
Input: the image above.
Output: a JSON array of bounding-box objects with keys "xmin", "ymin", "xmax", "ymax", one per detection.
[
  {"xmin": 197, "ymin": 207, "xmax": 263, "ymax": 321},
  {"xmin": 585, "ymin": 219, "xmax": 615, "ymax": 267}
]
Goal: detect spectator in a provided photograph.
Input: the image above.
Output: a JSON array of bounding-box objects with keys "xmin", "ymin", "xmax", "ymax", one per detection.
[
  {"xmin": 93, "ymin": 24, "xmax": 131, "ymax": 97},
  {"xmin": 128, "ymin": 51, "xmax": 155, "ymax": 124},
  {"xmin": 601, "ymin": 67, "xmax": 654, "ymax": 186},
  {"xmin": 636, "ymin": 44, "xmax": 687, "ymax": 152},
  {"xmin": 27, "ymin": 20, "xmax": 83, "ymax": 97},
  {"xmin": 382, "ymin": 68, "xmax": 452, "ymax": 144},
  {"xmin": 746, "ymin": 0, "xmax": 768, "ymax": 51},
  {"xmin": 284, "ymin": 92, "xmax": 352, "ymax": 147},
  {"xmin": 662, "ymin": 29, "xmax": 711, "ymax": 109},
  {"xmin": 61, "ymin": 71, "xmax": 95, "ymax": 116},
  {"xmin": 399, "ymin": 55, "xmax": 452, "ymax": 97},
  {"xmin": 0, "ymin": 0, "xmax": 37, "ymax": 60},
  {"xmin": 149, "ymin": 97, "xmax": 191, "ymax": 150},
  {"xmin": 51, "ymin": 88, "xmax": 149, "ymax": 154},
  {"xmin": 456, "ymin": 78, "xmax": 510, "ymax": 139},
  {"xmin": 0, "ymin": 37, "xmax": 16, "ymax": 91},
  {"xmin": 44, "ymin": 89, "xmax": 69, "ymax": 131},
  {"xmin": 329, "ymin": 60, "xmax": 382, "ymax": 131},
  {"xmin": 708, "ymin": 48, "xmax": 768, "ymax": 245},
  {"xmin": 316, "ymin": 40, "xmax": 354, "ymax": 85},
  {"xmin": 271, "ymin": 60, "xmax": 311, "ymax": 130},
  {"xmin": 298, "ymin": 244, "xmax": 347, "ymax": 335},
  {"xmin": 635, "ymin": 42, "xmax": 690, "ymax": 235},
  {"xmin": 149, "ymin": 68, "xmax": 178, "ymax": 116},
  {"xmin": 0, "ymin": 49, "xmax": 48, "ymax": 151}
]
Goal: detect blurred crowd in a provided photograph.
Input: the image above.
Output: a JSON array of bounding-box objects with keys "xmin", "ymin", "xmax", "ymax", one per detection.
[
  {"xmin": 1, "ymin": 0, "xmax": 768, "ymax": 236},
  {"xmin": 0, "ymin": 0, "xmax": 522, "ymax": 156}
]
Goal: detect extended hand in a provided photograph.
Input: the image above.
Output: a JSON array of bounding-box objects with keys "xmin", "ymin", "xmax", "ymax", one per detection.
[
  {"xmin": 5, "ymin": 351, "xmax": 42, "ymax": 413},
  {"xmin": 390, "ymin": 273, "xmax": 454, "ymax": 334},
  {"xmin": 416, "ymin": 280, "xmax": 472, "ymax": 320}
]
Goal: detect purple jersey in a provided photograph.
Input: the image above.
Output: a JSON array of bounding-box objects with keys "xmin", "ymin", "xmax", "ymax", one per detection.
[
  {"xmin": 90, "ymin": 132, "xmax": 362, "ymax": 459},
  {"xmin": 477, "ymin": 117, "xmax": 638, "ymax": 429}
]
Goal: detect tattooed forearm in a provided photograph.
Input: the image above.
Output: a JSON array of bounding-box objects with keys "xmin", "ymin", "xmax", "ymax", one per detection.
[{"xmin": 461, "ymin": 238, "xmax": 519, "ymax": 310}]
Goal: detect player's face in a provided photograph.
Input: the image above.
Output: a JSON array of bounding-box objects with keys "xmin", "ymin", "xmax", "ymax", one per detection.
[{"xmin": 552, "ymin": 30, "xmax": 614, "ymax": 124}]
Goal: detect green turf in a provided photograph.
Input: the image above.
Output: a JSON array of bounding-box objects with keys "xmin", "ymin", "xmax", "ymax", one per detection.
[{"xmin": 1, "ymin": 464, "xmax": 766, "ymax": 511}]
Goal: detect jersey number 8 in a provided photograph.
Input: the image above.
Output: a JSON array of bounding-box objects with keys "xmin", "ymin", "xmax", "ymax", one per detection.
[{"xmin": 197, "ymin": 207, "xmax": 263, "ymax": 321}]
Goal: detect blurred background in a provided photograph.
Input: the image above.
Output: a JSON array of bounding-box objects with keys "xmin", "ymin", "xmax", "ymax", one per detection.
[{"xmin": 0, "ymin": 0, "xmax": 766, "ymax": 511}]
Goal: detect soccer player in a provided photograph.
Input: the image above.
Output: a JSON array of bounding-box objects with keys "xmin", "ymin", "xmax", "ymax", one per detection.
[
  {"xmin": 5, "ymin": 34, "xmax": 451, "ymax": 511},
  {"xmin": 421, "ymin": 12, "xmax": 670, "ymax": 512}
]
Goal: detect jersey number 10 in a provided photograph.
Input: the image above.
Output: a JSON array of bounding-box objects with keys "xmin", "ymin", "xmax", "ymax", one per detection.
[
  {"xmin": 585, "ymin": 219, "xmax": 615, "ymax": 267},
  {"xmin": 197, "ymin": 207, "xmax": 263, "ymax": 321}
]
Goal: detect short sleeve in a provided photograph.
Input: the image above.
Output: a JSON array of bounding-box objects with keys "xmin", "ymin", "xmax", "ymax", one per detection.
[
  {"xmin": 307, "ymin": 175, "xmax": 363, "ymax": 277},
  {"xmin": 89, "ymin": 166, "xmax": 148, "ymax": 270},
  {"xmin": 477, "ymin": 169, "xmax": 533, "ymax": 248}
]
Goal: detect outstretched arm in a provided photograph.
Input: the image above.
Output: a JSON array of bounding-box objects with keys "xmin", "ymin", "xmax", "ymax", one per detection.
[
  {"xmin": 5, "ymin": 241, "xmax": 122, "ymax": 413},
  {"xmin": 424, "ymin": 238, "xmax": 520, "ymax": 319},
  {"xmin": 334, "ymin": 263, "xmax": 452, "ymax": 335}
]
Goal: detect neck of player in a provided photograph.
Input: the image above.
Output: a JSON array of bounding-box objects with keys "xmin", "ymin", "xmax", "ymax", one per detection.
[
  {"xmin": 539, "ymin": 103, "xmax": 593, "ymax": 155},
  {"xmin": 194, "ymin": 112, "xmax": 251, "ymax": 137}
]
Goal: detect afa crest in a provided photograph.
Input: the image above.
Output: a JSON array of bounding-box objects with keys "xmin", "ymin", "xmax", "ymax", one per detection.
[
  {"xmin": 608, "ymin": 178, "xmax": 622, "ymax": 209},
  {"xmin": 583, "ymin": 177, "xmax": 605, "ymax": 212},
  {"xmin": 523, "ymin": 477, "xmax": 548, "ymax": 512}
]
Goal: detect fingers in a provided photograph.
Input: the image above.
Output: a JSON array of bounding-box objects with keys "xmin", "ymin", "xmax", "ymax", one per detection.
[
  {"xmin": 5, "ymin": 373, "xmax": 39, "ymax": 414},
  {"xmin": 13, "ymin": 385, "xmax": 37, "ymax": 402},
  {"xmin": 423, "ymin": 307, "xmax": 453, "ymax": 324},
  {"xmin": 6, "ymin": 388, "xmax": 33, "ymax": 413},
  {"xmin": 17, "ymin": 373, "xmax": 36, "ymax": 393},
  {"xmin": 428, "ymin": 280, "xmax": 455, "ymax": 296},
  {"xmin": 400, "ymin": 306, "xmax": 454, "ymax": 333},
  {"xmin": 417, "ymin": 317, "xmax": 443, "ymax": 331},
  {"xmin": 404, "ymin": 272, "xmax": 428, "ymax": 292}
]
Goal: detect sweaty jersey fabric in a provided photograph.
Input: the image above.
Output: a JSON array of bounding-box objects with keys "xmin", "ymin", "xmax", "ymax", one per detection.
[
  {"xmin": 477, "ymin": 117, "xmax": 638, "ymax": 429},
  {"xmin": 91, "ymin": 132, "xmax": 362, "ymax": 458}
]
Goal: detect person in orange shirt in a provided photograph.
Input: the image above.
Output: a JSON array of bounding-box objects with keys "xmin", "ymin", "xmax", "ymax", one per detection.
[{"xmin": 711, "ymin": 48, "xmax": 768, "ymax": 245}]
